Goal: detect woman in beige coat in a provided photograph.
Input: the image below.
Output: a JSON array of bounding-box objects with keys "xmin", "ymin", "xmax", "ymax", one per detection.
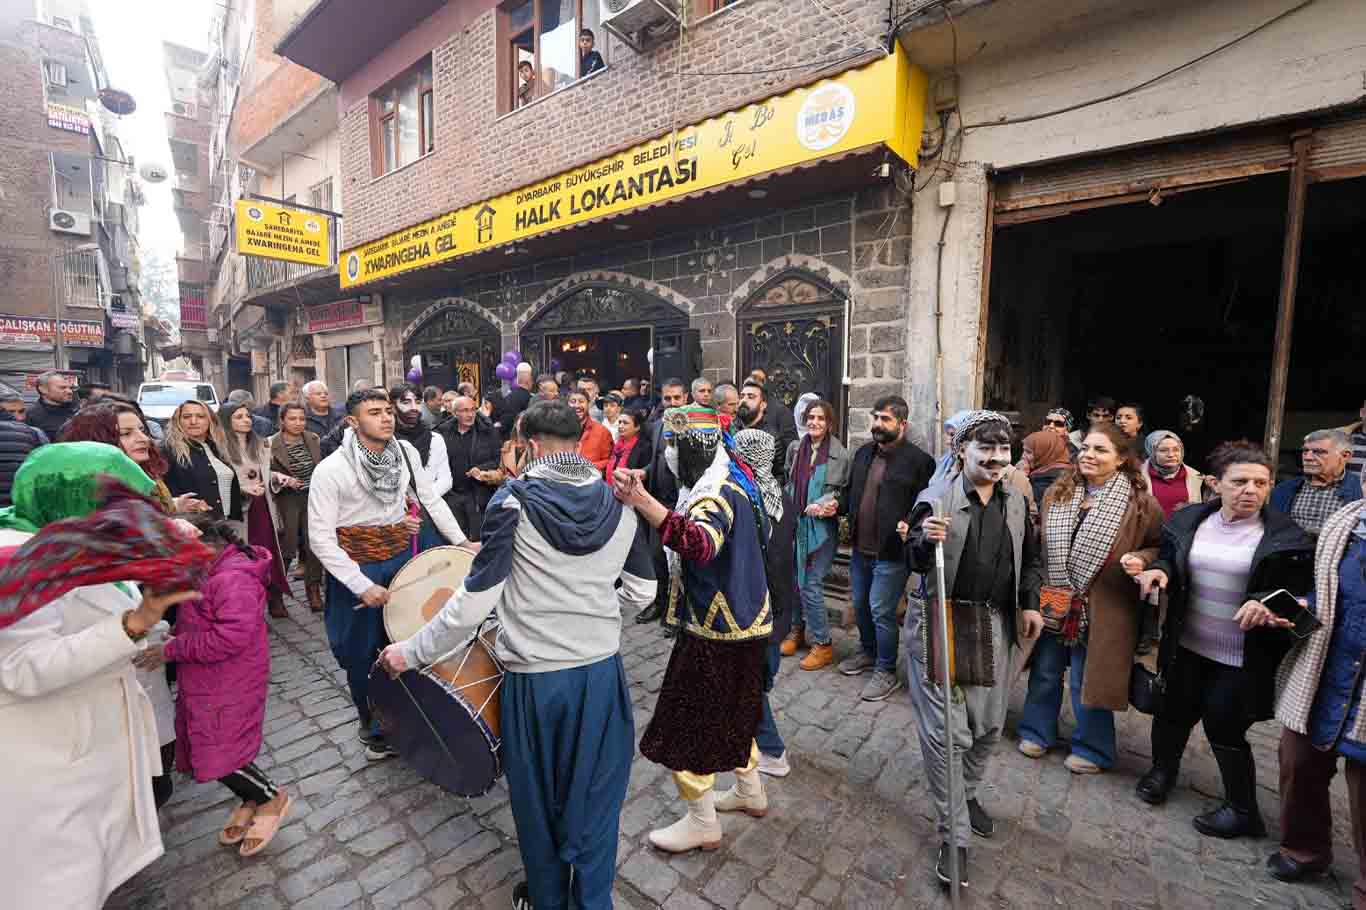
[
  {"xmin": 0, "ymin": 444, "xmax": 199, "ymax": 908},
  {"xmin": 1018, "ymin": 423, "xmax": 1164, "ymax": 774}
]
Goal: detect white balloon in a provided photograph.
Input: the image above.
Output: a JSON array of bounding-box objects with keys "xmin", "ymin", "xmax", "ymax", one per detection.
[{"xmin": 646, "ymin": 348, "xmax": 654, "ymax": 366}]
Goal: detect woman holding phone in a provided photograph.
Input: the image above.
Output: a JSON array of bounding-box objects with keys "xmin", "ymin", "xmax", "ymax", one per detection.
[
  {"xmin": 781, "ymin": 399, "xmax": 850, "ymax": 670},
  {"xmin": 1132, "ymin": 441, "xmax": 1315, "ymax": 838}
]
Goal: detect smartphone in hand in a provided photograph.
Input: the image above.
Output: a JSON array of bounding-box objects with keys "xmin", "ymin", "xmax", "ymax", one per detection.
[{"xmin": 1262, "ymin": 589, "xmax": 1322, "ymax": 639}]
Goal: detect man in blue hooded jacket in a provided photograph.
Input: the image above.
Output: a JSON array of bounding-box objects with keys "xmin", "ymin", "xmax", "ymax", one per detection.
[{"xmin": 380, "ymin": 399, "xmax": 656, "ymax": 910}]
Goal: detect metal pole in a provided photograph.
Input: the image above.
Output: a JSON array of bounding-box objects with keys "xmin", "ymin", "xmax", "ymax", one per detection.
[
  {"xmin": 51, "ymin": 252, "xmax": 66, "ymax": 370},
  {"xmin": 933, "ymin": 499, "xmax": 961, "ymax": 907},
  {"xmin": 1262, "ymin": 130, "xmax": 1312, "ymax": 478}
]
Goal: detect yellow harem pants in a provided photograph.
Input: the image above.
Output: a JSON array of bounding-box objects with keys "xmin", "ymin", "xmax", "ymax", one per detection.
[{"xmin": 672, "ymin": 741, "xmax": 760, "ymax": 801}]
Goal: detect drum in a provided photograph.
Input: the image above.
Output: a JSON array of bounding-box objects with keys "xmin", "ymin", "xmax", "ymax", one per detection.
[
  {"xmin": 381, "ymin": 546, "xmax": 476, "ymax": 643},
  {"xmin": 369, "ymin": 547, "xmax": 503, "ymax": 797}
]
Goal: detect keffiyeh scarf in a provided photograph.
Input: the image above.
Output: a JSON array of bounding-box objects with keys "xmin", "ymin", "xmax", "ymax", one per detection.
[
  {"xmin": 733, "ymin": 428, "xmax": 783, "ymax": 524},
  {"xmin": 343, "ymin": 427, "xmax": 405, "ymax": 508},
  {"xmin": 523, "ymin": 450, "xmax": 598, "ymax": 484},
  {"xmin": 1044, "ymin": 471, "xmax": 1133, "ymax": 643}
]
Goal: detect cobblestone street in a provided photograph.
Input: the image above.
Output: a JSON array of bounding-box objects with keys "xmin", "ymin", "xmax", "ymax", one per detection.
[{"xmin": 108, "ymin": 583, "xmax": 1360, "ymax": 910}]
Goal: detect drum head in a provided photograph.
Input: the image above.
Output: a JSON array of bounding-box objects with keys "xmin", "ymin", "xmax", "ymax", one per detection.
[
  {"xmin": 369, "ymin": 666, "xmax": 501, "ymax": 797},
  {"xmin": 383, "ymin": 546, "xmax": 476, "ymax": 643}
]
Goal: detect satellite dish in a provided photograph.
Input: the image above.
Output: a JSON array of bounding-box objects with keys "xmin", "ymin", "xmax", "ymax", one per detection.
[
  {"xmin": 99, "ymin": 87, "xmax": 136, "ymax": 115},
  {"xmin": 138, "ymin": 161, "xmax": 170, "ymax": 184}
]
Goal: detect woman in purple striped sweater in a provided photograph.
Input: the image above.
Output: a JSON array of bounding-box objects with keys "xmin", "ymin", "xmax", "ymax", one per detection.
[{"xmin": 1133, "ymin": 441, "xmax": 1315, "ymax": 838}]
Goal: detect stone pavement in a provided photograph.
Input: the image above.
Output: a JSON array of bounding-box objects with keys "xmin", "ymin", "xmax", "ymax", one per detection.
[{"xmin": 108, "ymin": 583, "xmax": 1360, "ymax": 910}]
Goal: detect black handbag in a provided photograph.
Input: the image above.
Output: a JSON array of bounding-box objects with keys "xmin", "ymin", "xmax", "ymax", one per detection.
[{"xmin": 1128, "ymin": 662, "xmax": 1166, "ymax": 715}]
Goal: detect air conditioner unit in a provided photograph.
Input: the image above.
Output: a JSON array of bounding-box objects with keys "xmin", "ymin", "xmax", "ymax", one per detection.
[
  {"xmin": 600, "ymin": 0, "xmax": 680, "ymax": 50},
  {"xmin": 172, "ymin": 101, "xmax": 198, "ymax": 119},
  {"xmin": 50, "ymin": 208, "xmax": 92, "ymax": 236}
]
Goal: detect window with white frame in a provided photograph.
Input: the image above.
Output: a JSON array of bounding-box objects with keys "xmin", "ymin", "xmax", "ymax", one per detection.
[{"xmin": 369, "ymin": 57, "xmax": 434, "ymax": 177}]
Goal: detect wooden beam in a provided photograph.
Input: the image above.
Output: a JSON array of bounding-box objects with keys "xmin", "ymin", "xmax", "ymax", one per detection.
[
  {"xmin": 973, "ymin": 177, "xmax": 996, "ymax": 408},
  {"xmin": 1262, "ymin": 131, "xmax": 1313, "ymax": 475}
]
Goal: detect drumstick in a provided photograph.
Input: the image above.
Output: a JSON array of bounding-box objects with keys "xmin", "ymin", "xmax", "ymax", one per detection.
[{"xmin": 385, "ymin": 560, "xmax": 456, "ymax": 598}]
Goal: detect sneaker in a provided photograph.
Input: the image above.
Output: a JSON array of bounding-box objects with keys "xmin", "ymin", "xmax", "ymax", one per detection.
[
  {"xmin": 365, "ymin": 740, "xmax": 397, "ymax": 761},
  {"xmin": 357, "ymin": 723, "xmax": 382, "ymax": 748},
  {"xmin": 1064, "ymin": 754, "xmax": 1102, "ymax": 775},
  {"xmin": 511, "ymin": 881, "xmax": 534, "ymax": 910},
  {"xmin": 838, "ymin": 652, "xmax": 876, "ymax": 676},
  {"xmin": 935, "ymin": 843, "xmax": 969, "ymax": 888},
  {"xmin": 860, "ymin": 669, "xmax": 902, "ymax": 702},
  {"xmin": 967, "ymin": 798, "xmax": 994, "ymax": 838},
  {"xmin": 758, "ymin": 751, "xmax": 791, "ymax": 778},
  {"xmin": 1017, "ymin": 739, "xmax": 1046, "ymax": 759}
]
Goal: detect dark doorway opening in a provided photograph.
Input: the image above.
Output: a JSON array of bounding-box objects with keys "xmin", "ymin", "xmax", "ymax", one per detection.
[
  {"xmin": 983, "ymin": 174, "xmax": 1366, "ymax": 471},
  {"xmin": 546, "ymin": 327, "xmax": 651, "ymax": 391}
]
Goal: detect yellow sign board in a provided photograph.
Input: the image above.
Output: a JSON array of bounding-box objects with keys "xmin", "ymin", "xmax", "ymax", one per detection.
[
  {"xmin": 236, "ymin": 199, "xmax": 331, "ymax": 268},
  {"xmin": 341, "ymin": 48, "xmax": 927, "ymax": 289}
]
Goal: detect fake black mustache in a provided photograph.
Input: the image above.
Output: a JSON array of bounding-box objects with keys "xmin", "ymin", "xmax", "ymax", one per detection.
[{"xmin": 981, "ymin": 459, "xmax": 1010, "ymax": 469}]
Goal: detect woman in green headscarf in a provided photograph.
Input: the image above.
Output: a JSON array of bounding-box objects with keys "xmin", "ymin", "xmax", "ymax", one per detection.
[{"xmin": 0, "ymin": 442, "xmax": 201, "ymax": 909}]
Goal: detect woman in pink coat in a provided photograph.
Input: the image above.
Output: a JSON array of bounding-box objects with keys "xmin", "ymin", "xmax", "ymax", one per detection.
[{"xmin": 142, "ymin": 520, "xmax": 293, "ymax": 857}]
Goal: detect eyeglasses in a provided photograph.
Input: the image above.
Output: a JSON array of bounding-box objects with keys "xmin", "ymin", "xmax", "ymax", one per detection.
[{"xmin": 1043, "ymin": 418, "xmax": 1067, "ymax": 428}]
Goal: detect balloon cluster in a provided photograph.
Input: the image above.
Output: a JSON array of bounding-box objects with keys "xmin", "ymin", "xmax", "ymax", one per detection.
[
  {"xmin": 406, "ymin": 354, "xmax": 422, "ymax": 385},
  {"xmin": 494, "ymin": 350, "xmax": 523, "ymax": 382}
]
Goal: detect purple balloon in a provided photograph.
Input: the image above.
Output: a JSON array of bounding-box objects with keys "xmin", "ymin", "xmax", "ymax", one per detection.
[
  {"xmin": 406, "ymin": 368, "xmax": 422, "ymax": 384},
  {"xmin": 549, "ymin": 358, "xmax": 562, "ymax": 373},
  {"xmin": 495, "ymin": 362, "xmax": 516, "ymax": 381},
  {"xmin": 503, "ymin": 350, "xmax": 521, "ymax": 365}
]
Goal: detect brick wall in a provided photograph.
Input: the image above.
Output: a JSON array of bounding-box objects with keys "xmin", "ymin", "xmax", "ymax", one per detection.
[
  {"xmin": 0, "ymin": 20, "xmax": 106, "ymax": 320},
  {"xmin": 381, "ymin": 182, "xmax": 916, "ymax": 441},
  {"xmin": 338, "ymin": 0, "xmax": 891, "ymax": 248}
]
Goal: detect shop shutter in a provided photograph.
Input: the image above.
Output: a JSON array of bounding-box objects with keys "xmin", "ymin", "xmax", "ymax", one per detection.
[
  {"xmin": 1307, "ymin": 107, "xmax": 1366, "ymax": 181},
  {"xmin": 993, "ymin": 123, "xmax": 1296, "ymax": 222}
]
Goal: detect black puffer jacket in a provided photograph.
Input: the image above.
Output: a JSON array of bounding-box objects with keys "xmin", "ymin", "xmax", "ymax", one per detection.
[{"xmin": 0, "ymin": 413, "xmax": 47, "ymax": 508}]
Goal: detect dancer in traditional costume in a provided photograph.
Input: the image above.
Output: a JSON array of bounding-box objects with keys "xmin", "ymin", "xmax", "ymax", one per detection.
[
  {"xmin": 380, "ymin": 400, "xmax": 656, "ymax": 910},
  {"xmin": 308, "ymin": 389, "xmax": 474, "ymax": 761},
  {"xmin": 612, "ymin": 406, "xmax": 773, "ymax": 853}
]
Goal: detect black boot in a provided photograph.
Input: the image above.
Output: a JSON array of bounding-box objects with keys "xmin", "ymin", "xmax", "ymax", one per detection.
[
  {"xmin": 635, "ymin": 599, "xmax": 666, "ymax": 624},
  {"xmin": 1136, "ymin": 717, "xmax": 1191, "ymax": 806},
  {"xmin": 1193, "ymin": 744, "xmax": 1267, "ymax": 839}
]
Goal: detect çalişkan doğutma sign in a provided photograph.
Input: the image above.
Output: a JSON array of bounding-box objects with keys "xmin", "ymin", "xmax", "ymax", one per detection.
[
  {"xmin": 236, "ymin": 199, "xmax": 332, "ymax": 268},
  {"xmin": 339, "ymin": 47, "xmax": 927, "ymax": 290}
]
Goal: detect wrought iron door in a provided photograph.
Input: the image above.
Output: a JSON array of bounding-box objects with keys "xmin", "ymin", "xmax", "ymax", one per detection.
[
  {"xmin": 741, "ymin": 313, "xmax": 842, "ymax": 418},
  {"xmin": 739, "ymin": 274, "xmax": 845, "ymax": 427}
]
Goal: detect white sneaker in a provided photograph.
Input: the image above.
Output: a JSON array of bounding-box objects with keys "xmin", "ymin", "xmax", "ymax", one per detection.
[
  {"xmin": 716, "ymin": 766, "xmax": 768, "ymax": 817},
  {"xmin": 1017, "ymin": 739, "xmax": 1046, "ymax": 759},
  {"xmin": 757, "ymin": 751, "xmax": 791, "ymax": 778},
  {"xmin": 648, "ymin": 792, "xmax": 723, "ymax": 853}
]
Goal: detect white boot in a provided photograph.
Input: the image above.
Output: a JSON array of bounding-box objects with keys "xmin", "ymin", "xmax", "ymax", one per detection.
[
  {"xmin": 648, "ymin": 791, "xmax": 723, "ymax": 853},
  {"xmin": 715, "ymin": 765, "xmax": 768, "ymax": 817}
]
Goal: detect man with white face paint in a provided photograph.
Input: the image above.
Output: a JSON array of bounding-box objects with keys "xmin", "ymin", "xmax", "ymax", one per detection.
[
  {"xmin": 902, "ymin": 410, "xmax": 1044, "ymax": 889},
  {"xmin": 389, "ymin": 383, "xmax": 452, "ymax": 547}
]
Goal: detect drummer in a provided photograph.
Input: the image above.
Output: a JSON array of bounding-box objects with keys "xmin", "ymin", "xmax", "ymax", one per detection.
[
  {"xmin": 309, "ymin": 388, "xmax": 477, "ymax": 761},
  {"xmin": 379, "ymin": 400, "xmax": 656, "ymax": 910}
]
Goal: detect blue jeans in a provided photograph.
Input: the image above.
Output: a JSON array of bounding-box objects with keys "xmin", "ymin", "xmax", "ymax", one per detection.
[
  {"xmin": 755, "ymin": 643, "xmax": 785, "ymax": 758},
  {"xmin": 797, "ymin": 540, "xmax": 836, "ymax": 646},
  {"xmin": 324, "ymin": 548, "xmax": 413, "ymax": 731},
  {"xmin": 849, "ymin": 551, "xmax": 909, "ymax": 673},
  {"xmin": 1018, "ymin": 632, "xmax": 1117, "ymax": 768}
]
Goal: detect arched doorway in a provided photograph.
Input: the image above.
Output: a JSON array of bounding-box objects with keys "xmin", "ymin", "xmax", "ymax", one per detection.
[
  {"xmin": 519, "ymin": 281, "xmax": 696, "ymax": 391},
  {"xmin": 738, "ymin": 271, "xmax": 847, "ymax": 429},
  {"xmin": 403, "ymin": 302, "xmax": 502, "ymax": 398}
]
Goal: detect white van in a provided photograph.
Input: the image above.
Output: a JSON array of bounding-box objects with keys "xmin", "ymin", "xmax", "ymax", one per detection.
[{"xmin": 137, "ymin": 380, "xmax": 219, "ymax": 427}]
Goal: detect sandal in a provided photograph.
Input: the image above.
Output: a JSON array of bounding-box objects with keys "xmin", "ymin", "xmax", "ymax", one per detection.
[
  {"xmin": 239, "ymin": 791, "xmax": 292, "ymax": 857},
  {"xmin": 218, "ymin": 803, "xmax": 257, "ymax": 845}
]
